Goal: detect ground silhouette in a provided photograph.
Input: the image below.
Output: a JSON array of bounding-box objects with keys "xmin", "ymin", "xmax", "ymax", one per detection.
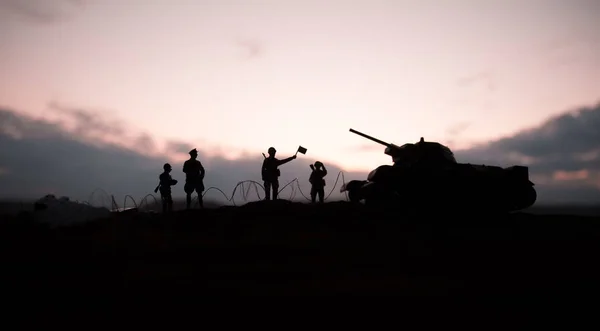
[{"xmin": 2, "ymin": 199, "xmax": 600, "ymax": 314}]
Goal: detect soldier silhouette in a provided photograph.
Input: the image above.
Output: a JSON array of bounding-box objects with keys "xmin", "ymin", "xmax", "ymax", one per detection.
[
  {"xmin": 261, "ymin": 147, "xmax": 296, "ymax": 200},
  {"xmin": 155, "ymin": 163, "xmax": 178, "ymax": 213},
  {"xmin": 309, "ymin": 161, "xmax": 327, "ymax": 203},
  {"xmin": 183, "ymin": 148, "xmax": 205, "ymax": 209}
]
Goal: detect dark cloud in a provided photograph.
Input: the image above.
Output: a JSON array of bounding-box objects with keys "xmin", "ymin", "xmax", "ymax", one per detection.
[
  {"xmin": 48, "ymin": 102, "xmax": 126, "ymax": 137},
  {"xmin": 0, "ymin": 107, "xmax": 357, "ymax": 207},
  {"xmin": 134, "ymin": 133, "xmax": 157, "ymax": 152},
  {"xmin": 3, "ymin": 101, "xmax": 600, "ymax": 207},
  {"xmin": 0, "ymin": 0, "xmax": 85, "ymax": 24},
  {"xmin": 459, "ymin": 103, "xmax": 600, "ymax": 163},
  {"xmin": 42, "ymin": 101, "xmax": 165, "ymax": 155},
  {"xmin": 0, "ymin": 108, "xmax": 159, "ymax": 203},
  {"xmin": 455, "ymin": 102, "xmax": 600, "ymax": 204}
]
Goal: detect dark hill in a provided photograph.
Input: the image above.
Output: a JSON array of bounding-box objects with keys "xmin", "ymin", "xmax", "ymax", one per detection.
[{"xmin": 2, "ymin": 200, "xmax": 600, "ymax": 313}]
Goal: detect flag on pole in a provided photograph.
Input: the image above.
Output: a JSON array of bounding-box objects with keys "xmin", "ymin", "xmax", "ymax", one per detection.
[{"xmin": 297, "ymin": 146, "xmax": 307, "ymax": 155}]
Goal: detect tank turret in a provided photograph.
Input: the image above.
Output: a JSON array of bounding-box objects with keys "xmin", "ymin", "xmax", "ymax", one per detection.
[
  {"xmin": 349, "ymin": 128, "xmax": 457, "ymax": 167},
  {"xmin": 342, "ymin": 128, "xmax": 537, "ymax": 213}
]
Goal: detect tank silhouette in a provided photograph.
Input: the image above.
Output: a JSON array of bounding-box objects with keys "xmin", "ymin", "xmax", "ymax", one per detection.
[{"xmin": 340, "ymin": 128, "xmax": 537, "ymax": 212}]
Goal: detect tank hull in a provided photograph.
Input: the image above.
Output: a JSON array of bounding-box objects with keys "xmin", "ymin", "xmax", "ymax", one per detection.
[{"xmin": 341, "ymin": 163, "xmax": 537, "ymax": 212}]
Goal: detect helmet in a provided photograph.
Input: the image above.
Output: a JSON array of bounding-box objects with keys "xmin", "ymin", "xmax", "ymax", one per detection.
[
  {"xmin": 268, "ymin": 147, "xmax": 276, "ymax": 154},
  {"xmin": 189, "ymin": 148, "xmax": 198, "ymax": 155},
  {"xmin": 314, "ymin": 161, "xmax": 323, "ymax": 168},
  {"xmin": 163, "ymin": 163, "xmax": 172, "ymax": 170}
]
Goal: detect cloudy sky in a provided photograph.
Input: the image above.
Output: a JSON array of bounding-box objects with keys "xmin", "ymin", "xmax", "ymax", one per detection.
[{"xmin": 1, "ymin": 0, "xmax": 599, "ymax": 206}]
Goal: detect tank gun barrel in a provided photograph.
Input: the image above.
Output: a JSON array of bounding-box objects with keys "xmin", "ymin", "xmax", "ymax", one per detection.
[{"xmin": 349, "ymin": 128, "xmax": 391, "ymax": 147}]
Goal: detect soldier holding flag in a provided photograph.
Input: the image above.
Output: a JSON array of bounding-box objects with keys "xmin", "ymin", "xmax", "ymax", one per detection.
[{"xmin": 261, "ymin": 146, "xmax": 305, "ymax": 200}]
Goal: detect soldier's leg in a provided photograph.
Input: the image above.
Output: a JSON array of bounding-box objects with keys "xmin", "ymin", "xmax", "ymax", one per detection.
[
  {"xmin": 184, "ymin": 182, "xmax": 192, "ymax": 209},
  {"xmin": 166, "ymin": 193, "xmax": 173, "ymax": 212},
  {"xmin": 264, "ymin": 181, "xmax": 271, "ymax": 200},
  {"xmin": 196, "ymin": 187, "xmax": 204, "ymax": 208},
  {"xmin": 310, "ymin": 186, "xmax": 317, "ymax": 203},
  {"xmin": 272, "ymin": 180, "xmax": 279, "ymax": 200},
  {"xmin": 161, "ymin": 194, "xmax": 168, "ymax": 213},
  {"xmin": 318, "ymin": 188, "xmax": 324, "ymax": 203}
]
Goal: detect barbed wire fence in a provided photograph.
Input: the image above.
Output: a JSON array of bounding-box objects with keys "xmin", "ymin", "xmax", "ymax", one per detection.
[{"xmin": 80, "ymin": 171, "xmax": 351, "ymax": 212}]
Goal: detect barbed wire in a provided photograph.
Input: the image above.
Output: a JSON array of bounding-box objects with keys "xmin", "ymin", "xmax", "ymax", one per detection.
[
  {"xmin": 191, "ymin": 170, "xmax": 348, "ymax": 208},
  {"xmin": 82, "ymin": 171, "xmax": 351, "ymax": 211}
]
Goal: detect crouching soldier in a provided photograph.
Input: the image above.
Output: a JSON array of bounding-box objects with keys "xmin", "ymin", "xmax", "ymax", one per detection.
[
  {"xmin": 309, "ymin": 161, "xmax": 327, "ymax": 203},
  {"xmin": 155, "ymin": 163, "xmax": 178, "ymax": 213}
]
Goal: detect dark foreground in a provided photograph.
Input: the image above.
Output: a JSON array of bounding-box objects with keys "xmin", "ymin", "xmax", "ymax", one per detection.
[{"xmin": 2, "ymin": 200, "xmax": 600, "ymax": 314}]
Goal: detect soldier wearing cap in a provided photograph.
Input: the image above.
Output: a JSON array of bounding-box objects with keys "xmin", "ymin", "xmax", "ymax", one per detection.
[
  {"xmin": 183, "ymin": 148, "xmax": 206, "ymax": 209},
  {"xmin": 261, "ymin": 147, "xmax": 296, "ymax": 200}
]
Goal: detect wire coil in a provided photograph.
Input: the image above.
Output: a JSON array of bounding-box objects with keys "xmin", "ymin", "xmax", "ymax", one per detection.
[{"xmin": 85, "ymin": 171, "xmax": 350, "ymax": 211}]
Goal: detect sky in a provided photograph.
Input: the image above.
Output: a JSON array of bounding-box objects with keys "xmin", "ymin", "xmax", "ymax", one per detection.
[{"xmin": 1, "ymin": 0, "xmax": 599, "ymax": 206}]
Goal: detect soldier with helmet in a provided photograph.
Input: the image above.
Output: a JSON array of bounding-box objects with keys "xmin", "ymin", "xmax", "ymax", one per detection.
[
  {"xmin": 309, "ymin": 161, "xmax": 328, "ymax": 203},
  {"xmin": 155, "ymin": 163, "xmax": 178, "ymax": 213},
  {"xmin": 183, "ymin": 148, "xmax": 206, "ymax": 209},
  {"xmin": 261, "ymin": 147, "xmax": 297, "ymax": 200}
]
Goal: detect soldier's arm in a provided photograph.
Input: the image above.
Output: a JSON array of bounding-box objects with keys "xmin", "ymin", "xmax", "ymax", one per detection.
[
  {"xmin": 322, "ymin": 165, "xmax": 327, "ymax": 176},
  {"xmin": 182, "ymin": 161, "xmax": 188, "ymax": 174},
  {"xmin": 277, "ymin": 156, "xmax": 295, "ymax": 166},
  {"xmin": 199, "ymin": 162, "xmax": 205, "ymax": 180}
]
